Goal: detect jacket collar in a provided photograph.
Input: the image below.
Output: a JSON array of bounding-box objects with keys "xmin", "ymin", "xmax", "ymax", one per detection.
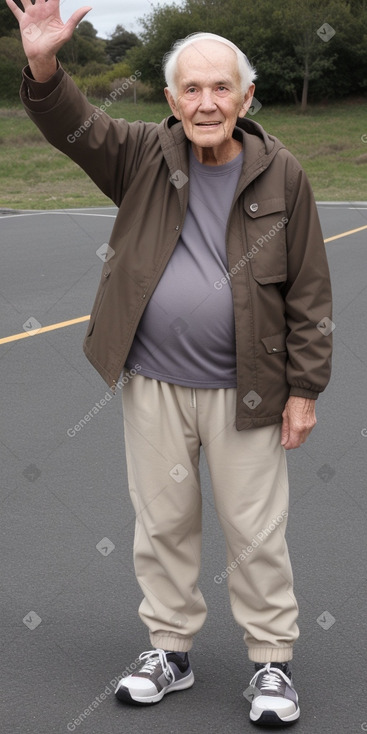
[
  {"xmin": 157, "ymin": 115, "xmax": 285, "ymax": 200},
  {"xmin": 157, "ymin": 116, "xmax": 190, "ymax": 215}
]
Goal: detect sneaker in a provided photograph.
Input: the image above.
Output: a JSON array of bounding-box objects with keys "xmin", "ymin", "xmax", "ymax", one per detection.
[
  {"xmin": 248, "ymin": 662, "xmax": 300, "ymax": 726},
  {"xmin": 115, "ymin": 648, "xmax": 194, "ymax": 705}
]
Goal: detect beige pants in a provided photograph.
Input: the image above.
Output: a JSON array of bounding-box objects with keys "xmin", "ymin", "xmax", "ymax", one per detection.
[{"xmin": 122, "ymin": 375, "xmax": 299, "ymax": 663}]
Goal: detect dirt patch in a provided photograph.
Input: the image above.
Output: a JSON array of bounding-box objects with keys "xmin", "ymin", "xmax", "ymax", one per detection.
[{"xmin": 0, "ymin": 108, "xmax": 27, "ymax": 118}]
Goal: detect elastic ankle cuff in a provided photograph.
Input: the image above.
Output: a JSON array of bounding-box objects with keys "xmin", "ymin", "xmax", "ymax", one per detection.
[
  {"xmin": 150, "ymin": 633, "xmax": 193, "ymax": 653},
  {"xmin": 248, "ymin": 646, "xmax": 293, "ymax": 663}
]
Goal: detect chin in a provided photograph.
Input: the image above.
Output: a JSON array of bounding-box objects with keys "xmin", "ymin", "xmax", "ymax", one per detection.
[{"xmin": 194, "ymin": 132, "xmax": 225, "ymax": 146}]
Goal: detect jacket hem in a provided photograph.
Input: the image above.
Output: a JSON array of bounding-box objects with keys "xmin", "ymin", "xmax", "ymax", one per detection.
[
  {"xmin": 83, "ymin": 345, "xmax": 119, "ymax": 389},
  {"xmin": 235, "ymin": 415, "xmax": 283, "ymax": 431}
]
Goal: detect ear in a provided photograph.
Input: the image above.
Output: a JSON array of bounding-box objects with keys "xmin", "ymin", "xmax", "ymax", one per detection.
[
  {"xmin": 164, "ymin": 87, "xmax": 182, "ymax": 120},
  {"xmin": 238, "ymin": 84, "xmax": 256, "ymax": 118}
]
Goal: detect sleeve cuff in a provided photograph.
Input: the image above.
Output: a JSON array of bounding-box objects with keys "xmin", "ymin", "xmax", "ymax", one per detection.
[
  {"xmin": 22, "ymin": 61, "xmax": 64, "ymax": 100},
  {"xmin": 289, "ymin": 386, "xmax": 319, "ymax": 400}
]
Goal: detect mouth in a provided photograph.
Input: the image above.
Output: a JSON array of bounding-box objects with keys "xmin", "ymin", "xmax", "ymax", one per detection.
[{"xmin": 195, "ymin": 121, "xmax": 222, "ymax": 128}]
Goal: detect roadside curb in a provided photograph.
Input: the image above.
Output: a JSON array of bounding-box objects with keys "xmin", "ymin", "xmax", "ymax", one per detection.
[{"xmin": 317, "ymin": 201, "xmax": 367, "ymax": 206}]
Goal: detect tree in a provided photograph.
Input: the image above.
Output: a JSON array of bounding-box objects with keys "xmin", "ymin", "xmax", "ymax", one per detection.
[
  {"xmin": 105, "ymin": 25, "xmax": 141, "ymax": 63},
  {"xmin": 0, "ymin": 1, "xmax": 19, "ymax": 34},
  {"xmin": 0, "ymin": 35, "xmax": 25, "ymax": 100},
  {"xmin": 127, "ymin": 0, "xmax": 367, "ymax": 106},
  {"xmin": 329, "ymin": 1, "xmax": 367, "ymax": 97},
  {"xmin": 0, "ymin": 35, "xmax": 24, "ymax": 64},
  {"xmin": 126, "ymin": 0, "xmax": 248, "ymax": 98},
  {"xmin": 58, "ymin": 21, "xmax": 107, "ymax": 68},
  {"xmin": 77, "ymin": 20, "xmax": 98, "ymax": 39},
  {"xmin": 3, "ymin": 0, "xmax": 364, "ymax": 104},
  {"xmin": 126, "ymin": 4, "xmax": 197, "ymax": 98},
  {"xmin": 274, "ymin": 0, "xmax": 342, "ymax": 110}
]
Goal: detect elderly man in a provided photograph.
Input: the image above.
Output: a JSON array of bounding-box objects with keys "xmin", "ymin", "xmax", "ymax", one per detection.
[{"xmin": 9, "ymin": 0, "xmax": 332, "ymax": 727}]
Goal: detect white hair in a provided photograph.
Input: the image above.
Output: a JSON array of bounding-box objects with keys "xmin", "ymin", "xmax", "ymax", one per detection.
[{"xmin": 163, "ymin": 32, "xmax": 257, "ymax": 100}]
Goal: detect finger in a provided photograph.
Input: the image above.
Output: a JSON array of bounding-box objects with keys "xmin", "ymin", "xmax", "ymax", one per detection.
[
  {"xmin": 280, "ymin": 415, "xmax": 289, "ymax": 446},
  {"xmin": 283, "ymin": 433, "xmax": 301, "ymax": 450},
  {"xmin": 5, "ymin": 0, "xmax": 24, "ymax": 21},
  {"xmin": 281, "ymin": 417, "xmax": 301, "ymax": 449},
  {"xmin": 65, "ymin": 6, "xmax": 93, "ymax": 33},
  {"xmin": 287, "ymin": 425, "xmax": 312, "ymax": 449},
  {"xmin": 18, "ymin": 0, "xmax": 34, "ymax": 10}
]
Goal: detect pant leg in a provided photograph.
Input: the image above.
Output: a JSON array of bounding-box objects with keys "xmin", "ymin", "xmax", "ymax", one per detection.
[
  {"xmin": 197, "ymin": 387, "xmax": 299, "ymax": 663},
  {"xmin": 121, "ymin": 375, "xmax": 207, "ymax": 653}
]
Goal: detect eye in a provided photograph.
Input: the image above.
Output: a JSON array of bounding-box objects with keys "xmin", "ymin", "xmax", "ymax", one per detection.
[{"xmin": 216, "ymin": 85, "xmax": 228, "ymax": 92}]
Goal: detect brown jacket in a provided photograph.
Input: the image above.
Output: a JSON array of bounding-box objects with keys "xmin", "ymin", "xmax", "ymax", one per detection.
[{"xmin": 21, "ymin": 66, "xmax": 332, "ymax": 430}]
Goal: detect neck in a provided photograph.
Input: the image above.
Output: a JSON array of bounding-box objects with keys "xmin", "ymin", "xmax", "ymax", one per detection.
[{"xmin": 191, "ymin": 138, "xmax": 243, "ymax": 166}]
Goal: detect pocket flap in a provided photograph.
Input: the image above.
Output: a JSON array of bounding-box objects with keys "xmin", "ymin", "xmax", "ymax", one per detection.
[
  {"xmin": 261, "ymin": 331, "xmax": 287, "ymax": 354},
  {"xmin": 253, "ymin": 273, "xmax": 287, "ymax": 285},
  {"xmin": 245, "ymin": 198, "xmax": 286, "ymax": 218}
]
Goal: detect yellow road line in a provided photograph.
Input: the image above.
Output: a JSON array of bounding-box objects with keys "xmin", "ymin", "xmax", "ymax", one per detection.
[
  {"xmin": 1, "ymin": 224, "xmax": 366, "ymax": 346},
  {"xmin": 0, "ymin": 315, "xmax": 90, "ymax": 345},
  {"xmin": 324, "ymin": 224, "xmax": 367, "ymax": 243}
]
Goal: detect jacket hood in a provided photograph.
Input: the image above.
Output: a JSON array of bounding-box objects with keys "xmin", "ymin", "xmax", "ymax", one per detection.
[{"xmin": 159, "ymin": 114, "xmax": 285, "ymax": 190}]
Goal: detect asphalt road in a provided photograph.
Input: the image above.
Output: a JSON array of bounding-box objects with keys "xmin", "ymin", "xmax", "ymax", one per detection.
[{"xmin": 1, "ymin": 203, "xmax": 367, "ymax": 734}]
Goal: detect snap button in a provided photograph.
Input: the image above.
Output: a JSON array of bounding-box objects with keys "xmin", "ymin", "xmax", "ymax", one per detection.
[
  {"xmin": 250, "ymin": 203, "xmax": 258, "ymax": 212},
  {"xmin": 175, "ymin": 225, "xmax": 179, "ymax": 230},
  {"xmin": 272, "ymin": 347, "xmax": 278, "ymax": 352}
]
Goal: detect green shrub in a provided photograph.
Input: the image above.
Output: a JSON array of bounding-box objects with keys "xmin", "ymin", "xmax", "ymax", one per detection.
[
  {"xmin": 71, "ymin": 61, "xmax": 142, "ymax": 98},
  {"xmin": 0, "ymin": 60, "xmax": 23, "ymax": 101},
  {"xmin": 0, "ymin": 36, "xmax": 25, "ymax": 101}
]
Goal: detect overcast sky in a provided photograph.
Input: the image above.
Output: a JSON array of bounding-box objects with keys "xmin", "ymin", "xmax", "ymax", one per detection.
[{"xmin": 59, "ymin": 0, "xmax": 184, "ymax": 39}]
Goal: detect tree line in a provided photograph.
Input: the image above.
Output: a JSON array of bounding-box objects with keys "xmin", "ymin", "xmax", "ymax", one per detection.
[{"xmin": 0, "ymin": 0, "xmax": 366, "ymax": 108}]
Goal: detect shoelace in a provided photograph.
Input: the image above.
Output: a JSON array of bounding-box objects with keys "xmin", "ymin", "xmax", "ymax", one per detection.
[
  {"xmin": 258, "ymin": 670, "xmax": 283, "ymax": 692},
  {"xmin": 137, "ymin": 649, "xmax": 174, "ymax": 682},
  {"xmin": 249, "ymin": 662, "xmax": 288, "ymax": 693}
]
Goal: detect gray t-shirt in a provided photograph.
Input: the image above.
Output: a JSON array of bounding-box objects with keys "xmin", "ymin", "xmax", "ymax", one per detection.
[{"xmin": 125, "ymin": 147, "xmax": 243, "ymax": 388}]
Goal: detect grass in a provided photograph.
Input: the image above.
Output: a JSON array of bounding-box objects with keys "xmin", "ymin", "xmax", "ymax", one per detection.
[
  {"xmin": 256, "ymin": 97, "xmax": 367, "ymax": 201},
  {"xmin": 0, "ymin": 96, "xmax": 366, "ymax": 209}
]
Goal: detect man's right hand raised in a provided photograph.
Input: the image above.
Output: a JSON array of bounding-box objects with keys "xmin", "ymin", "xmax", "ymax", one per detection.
[{"xmin": 6, "ymin": 0, "xmax": 92, "ymax": 82}]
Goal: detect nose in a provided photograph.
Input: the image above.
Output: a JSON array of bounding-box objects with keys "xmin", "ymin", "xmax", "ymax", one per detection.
[{"xmin": 198, "ymin": 88, "xmax": 217, "ymax": 112}]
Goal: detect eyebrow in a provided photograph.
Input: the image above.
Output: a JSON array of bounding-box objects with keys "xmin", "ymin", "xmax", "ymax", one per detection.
[{"xmin": 180, "ymin": 78, "xmax": 234, "ymax": 89}]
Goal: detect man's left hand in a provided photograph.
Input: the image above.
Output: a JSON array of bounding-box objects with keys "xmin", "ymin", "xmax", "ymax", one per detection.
[{"xmin": 281, "ymin": 396, "xmax": 317, "ymax": 450}]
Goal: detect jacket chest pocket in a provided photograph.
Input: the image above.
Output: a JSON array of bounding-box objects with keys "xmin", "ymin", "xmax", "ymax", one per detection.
[{"xmin": 243, "ymin": 197, "xmax": 288, "ymax": 285}]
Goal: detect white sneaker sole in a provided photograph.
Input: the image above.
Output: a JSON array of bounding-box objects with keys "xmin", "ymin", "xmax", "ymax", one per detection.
[
  {"xmin": 250, "ymin": 705, "xmax": 300, "ymax": 726},
  {"xmin": 116, "ymin": 670, "xmax": 195, "ymax": 705}
]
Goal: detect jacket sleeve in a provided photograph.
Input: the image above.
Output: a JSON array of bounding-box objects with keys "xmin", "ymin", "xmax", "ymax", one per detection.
[
  {"xmin": 20, "ymin": 64, "xmax": 153, "ymax": 207},
  {"xmin": 282, "ymin": 154, "xmax": 333, "ymax": 399}
]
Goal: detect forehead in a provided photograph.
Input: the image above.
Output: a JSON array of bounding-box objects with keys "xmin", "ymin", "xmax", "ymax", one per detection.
[{"xmin": 176, "ymin": 40, "xmax": 240, "ymax": 86}]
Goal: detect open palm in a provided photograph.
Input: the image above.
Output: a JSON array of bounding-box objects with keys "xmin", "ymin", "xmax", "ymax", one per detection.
[{"xmin": 6, "ymin": 0, "xmax": 92, "ymax": 60}]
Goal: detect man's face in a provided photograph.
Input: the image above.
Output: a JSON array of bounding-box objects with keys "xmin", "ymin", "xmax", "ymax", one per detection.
[{"xmin": 164, "ymin": 40, "xmax": 255, "ymax": 163}]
